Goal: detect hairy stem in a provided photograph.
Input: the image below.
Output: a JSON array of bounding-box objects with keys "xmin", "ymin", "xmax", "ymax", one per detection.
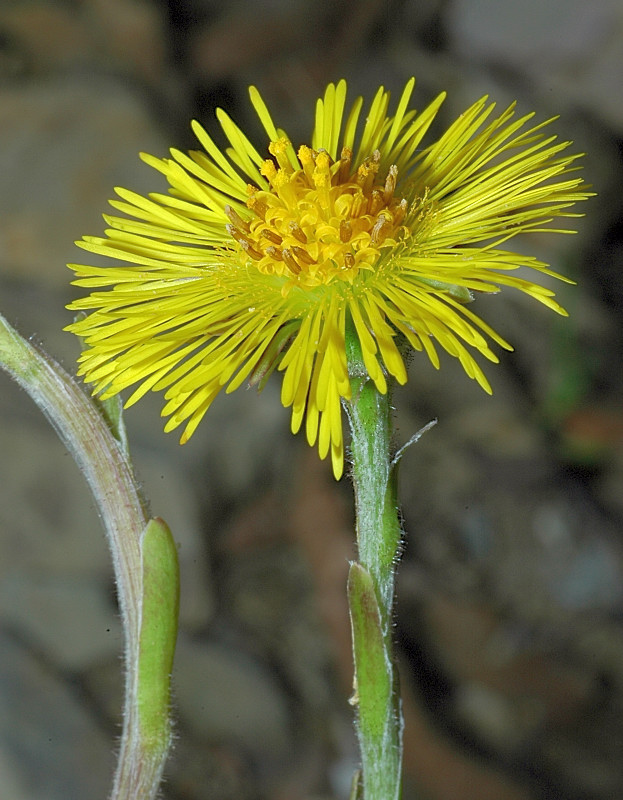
[
  {"xmin": 345, "ymin": 324, "xmax": 403, "ymax": 800},
  {"xmin": 0, "ymin": 313, "xmax": 178, "ymax": 800}
]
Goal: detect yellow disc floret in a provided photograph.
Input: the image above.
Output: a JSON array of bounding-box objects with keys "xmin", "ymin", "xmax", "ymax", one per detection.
[{"xmin": 226, "ymin": 139, "xmax": 408, "ymax": 293}]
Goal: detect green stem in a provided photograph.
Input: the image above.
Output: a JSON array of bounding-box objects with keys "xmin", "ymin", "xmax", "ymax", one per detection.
[
  {"xmin": 345, "ymin": 324, "xmax": 403, "ymax": 800},
  {"xmin": 0, "ymin": 313, "xmax": 178, "ymax": 800}
]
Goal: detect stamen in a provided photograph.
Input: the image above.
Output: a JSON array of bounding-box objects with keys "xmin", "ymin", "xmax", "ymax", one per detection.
[
  {"xmin": 291, "ymin": 245, "xmax": 316, "ymax": 265},
  {"xmin": 394, "ymin": 198, "xmax": 408, "ymax": 227},
  {"xmin": 337, "ymin": 147, "xmax": 352, "ymax": 183},
  {"xmin": 370, "ymin": 212, "xmax": 394, "ymax": 245},
  {"xmin": 339, "ymin": 219, "xmax": 352, "ymax": 243},
  {"xmin": 351, "ymin": 192, "xmax": 366, "ymax": 218},
  {"xmin": 261, "ymin": 228, "xmax": 283, "ymax": 245},
  {"xmin": 269, "ymin": 138, "xmax": 294, "ymax": 173},
  {"xmin": 226, "ymin": 224, "xmax": 265, "ymax": 260},
  {"xmin": 317, "ymin": 148, "xmax": 334, "ymax": 166},
  {"xmin": 225, "ymin": 223, "xmax": 245, "ymax": 244},
  {"xmin": 356, "ymin": 150, "xmax": 381, "ymax": 191},
  {"xmin": 313, "ymin": 151, "xmax": 332, "ymax": 210},
  {"xmin": 265, "ymin": 245, "xmax": 283, "ymax": 261},
  {"xmin": 239, "ymin": 240, "xmax": 264, "ymax": 261},
  {"xmin": 282, "ymin": 248, "xmax": 302, "ymax": 274},
  {"xmin": 246, "ymin": 189, "xmax": 268, "ymax": 220},
  {"xmin": 272, "ymin": 170, "xmax": 298, "ymax": 208},
  {"xmin": 224, "ymin": 204, "xmax": 250, "ymax": 232},
  {"xmin": 288, "ymin": 221, "xmax": 308, "ymax": 243},
  {"xmin": 383, "ymin": 166, "xmax": 398, "ymax": 204},
  {"xmin": 313, "ymin": 151, "xmax": 332, "ymax": 188},
  {"xmin": 344, "ymin": 252, "xmax": 355, "ymax": 269},
  {"xmin": 260, "ymin": 159, "xmax": 278, "ymax": 182},
  {"xmin": 298, "ymin": 145, "xmax": 316, "ymax": 183},
  {"xmin": 368, "ymin": 189, "xmax": 384, "ymax": 216}
]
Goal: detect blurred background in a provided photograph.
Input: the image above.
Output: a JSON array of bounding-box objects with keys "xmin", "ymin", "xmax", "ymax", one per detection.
[{"xmin": 1, "ymin": 1, "xmax": 622, "ymax": 798}]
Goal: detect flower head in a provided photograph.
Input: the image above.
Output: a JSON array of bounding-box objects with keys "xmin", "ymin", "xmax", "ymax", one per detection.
[{"xmin": 67, "ymin": 79, "xmax": 590, "ymax": 478}]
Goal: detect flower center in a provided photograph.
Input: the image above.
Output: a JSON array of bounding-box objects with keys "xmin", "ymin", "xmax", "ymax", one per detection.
[{"xmin": 225, "ymin": 138, "xmax": 408, "ymax": 291}]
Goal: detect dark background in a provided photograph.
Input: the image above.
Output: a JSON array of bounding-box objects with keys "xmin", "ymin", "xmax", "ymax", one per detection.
[{"xmin": 1, "ymin": 1, "xmax": 622, "ymax": 798}]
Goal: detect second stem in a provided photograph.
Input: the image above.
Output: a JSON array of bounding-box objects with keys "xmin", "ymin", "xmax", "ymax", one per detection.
[{"xmin": 345, "ymin": 327, "xmax": 403, "ymax": 800}]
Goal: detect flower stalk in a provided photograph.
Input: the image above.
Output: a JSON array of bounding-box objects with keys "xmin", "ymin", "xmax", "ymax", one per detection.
[
  {"xmin": 345, "ymin": 322, "xmax": 403, "ymax": 800},
  {"xmin": 0, "ymin": 313, "xmax": 179, "ymax": 800}
]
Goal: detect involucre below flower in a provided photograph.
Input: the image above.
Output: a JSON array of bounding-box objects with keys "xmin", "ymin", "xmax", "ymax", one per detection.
[{"xmin": 67, "ymin": 78, "xmax": 591, "ymax": 479}]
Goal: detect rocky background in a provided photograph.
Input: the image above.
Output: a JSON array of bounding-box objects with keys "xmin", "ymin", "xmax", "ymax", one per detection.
[{"xmin": 1, "ymin": 1, "xmax": 622, "ymax": 798}]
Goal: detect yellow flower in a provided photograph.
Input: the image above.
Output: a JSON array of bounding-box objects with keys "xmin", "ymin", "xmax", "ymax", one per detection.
[{"xmin": 67, "ymin": 79, "xmax": 590, "ymax": 479}]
